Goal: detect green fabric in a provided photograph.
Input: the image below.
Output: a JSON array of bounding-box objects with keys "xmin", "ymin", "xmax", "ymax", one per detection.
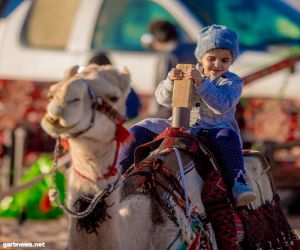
[
  {"xmin": 0, "ymin": 154, "xmax": 65, "ymax": 220},
  {"xmin": 165, "ymin": 214, "xmax": 213, "ymax": 250}
]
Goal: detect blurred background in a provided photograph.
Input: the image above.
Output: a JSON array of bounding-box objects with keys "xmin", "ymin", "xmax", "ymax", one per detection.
[{"xmin": 0, "ymin": 0, "xmax": 300, "ymax": 248}]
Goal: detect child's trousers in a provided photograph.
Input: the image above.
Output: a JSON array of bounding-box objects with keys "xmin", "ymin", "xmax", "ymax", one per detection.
[{"xmin": 119, "ymin": 124, "xmax": 247, "ymax": 188}]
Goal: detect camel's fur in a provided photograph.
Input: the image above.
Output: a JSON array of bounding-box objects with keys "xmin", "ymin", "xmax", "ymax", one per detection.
[
  {"xmin": 41, "ymin": 64, "xmax": 274, "ymax": 250},
  {"xmin": 42, "ymin": 64, "xmax": 219, "ymax": 249},
  {"xmin": 42, "ymin": 64, "xmax": 132, "ymax": 249}
]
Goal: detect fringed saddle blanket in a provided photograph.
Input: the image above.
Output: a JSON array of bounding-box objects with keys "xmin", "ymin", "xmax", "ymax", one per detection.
[
  {"xmin": 239, "ymin": 151, "xmax": 300, "ymax": 249},
  {"xmin": 121, "ymin": 127, "xmax": 300, "ymax": 249},
  {"xmin": 121, "ymin": 127, "xmax": 239, "ymax": 250}
]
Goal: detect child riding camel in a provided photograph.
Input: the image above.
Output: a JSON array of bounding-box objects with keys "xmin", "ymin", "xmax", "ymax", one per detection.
[{"xmin": 120, "ymin": 24, "xmax": 256, "ymax": 207}]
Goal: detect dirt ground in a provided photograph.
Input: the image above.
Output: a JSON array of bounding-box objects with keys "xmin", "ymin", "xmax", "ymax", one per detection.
[
  {"xmin": 0, "ymin": 215, "xmax": 299, "ymax": 250},
  {"xmin": 0, "ymin": 217, "xmax": 68, "ymax": 250}
]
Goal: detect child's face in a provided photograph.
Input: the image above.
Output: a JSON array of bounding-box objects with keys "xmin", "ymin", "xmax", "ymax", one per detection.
[{"xmin": 201, "ymin": 49, "xmax": 233, "ymax": 78}]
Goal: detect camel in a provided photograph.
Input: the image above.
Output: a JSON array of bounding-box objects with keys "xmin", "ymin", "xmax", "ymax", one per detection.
[
  {"xmin": 41, "ymin": 64, "xmax": 219, "ymax": 249},
  {"xmin": 41, "ymin": 64, "xmax": 294, "ymax": 249}
]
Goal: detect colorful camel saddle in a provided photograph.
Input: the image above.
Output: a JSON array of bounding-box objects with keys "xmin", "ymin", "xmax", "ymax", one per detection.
[
  {"xmin": 121, "ymin": 128, "xmax": 239, "ymax": 250},
  {"xmin": 121, "ymin": 127, "xmax": 300, "ymax": 250},
  {"xmin": 121, "ymin": 128, "xmax": 205, "ymax": 225}
]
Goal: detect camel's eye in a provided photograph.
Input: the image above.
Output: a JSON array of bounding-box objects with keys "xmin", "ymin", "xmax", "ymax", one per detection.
[
  {"xmin": 109, "ymin": 96, "xmax": 119, "ymax": 103},
  {"xmin": 69, "ymin": 98, "xmax": 80, "ymax": 104},
  {"xmin": 48, "ymin": 94, "xmax": 54, "ymax": 101}
]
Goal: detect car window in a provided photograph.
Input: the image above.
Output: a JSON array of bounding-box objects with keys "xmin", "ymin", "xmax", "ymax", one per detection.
[
  {"xmin": 23, "ymin": 0, "xmax": 80, "ymax": 49},
  {"xmin": 92, "ymin": 0, "xmax": 187, "ymax": 51},
  {"xmin": 183, "ymin": 0, "xmax": 300, "ymax": 48},
  {"xmin": 0, "ymin": 0, "xmax": 24, "ymax": 18}
]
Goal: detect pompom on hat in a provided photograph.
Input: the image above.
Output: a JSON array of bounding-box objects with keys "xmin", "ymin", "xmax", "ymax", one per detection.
[{"xmin": 194, "ymin": 24, "xmax": 239, "ymax": 62}]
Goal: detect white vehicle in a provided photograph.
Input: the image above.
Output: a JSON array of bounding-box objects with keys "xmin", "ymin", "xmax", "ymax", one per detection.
[{"xmin": 0, "ymin": 0, "xmax": 300, "ymax": 114}]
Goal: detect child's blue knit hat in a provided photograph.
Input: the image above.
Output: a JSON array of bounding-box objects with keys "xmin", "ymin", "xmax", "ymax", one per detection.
[{"xmin": 194, "ymin": 24, "xmax": 239, "ymax": 62}]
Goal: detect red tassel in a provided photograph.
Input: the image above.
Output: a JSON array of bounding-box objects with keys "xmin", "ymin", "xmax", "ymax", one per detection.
[
  {"xmin": 60, "ymin": 139, "xmax": 69, "ymax": 151},
  {"xmin": 115, "ymin": 124, "xmax": 131, "ymax": 143},
  {"xmin": 39, "ymin": 192, "xmax": 52, "ymax": 213},
  {"xmin": 188, "ymin": 231, "xmax": 201, "ymax": 250},
  {"xmin": 102, "ymin": 166, "xmax": 118, "ymax": 179},
  {"xmin": 293, "ymin": 239, "xmax": 300, "ymax": 250}
]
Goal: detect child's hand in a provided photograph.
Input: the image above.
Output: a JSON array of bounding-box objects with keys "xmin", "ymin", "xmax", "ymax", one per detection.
[
  {"xmin": 185, "ymin": 67, "xmax": 203, "ymax": 86},
  {"xmin": 168, "ymin": 68, "xmax": 184, "ymax": 81}
]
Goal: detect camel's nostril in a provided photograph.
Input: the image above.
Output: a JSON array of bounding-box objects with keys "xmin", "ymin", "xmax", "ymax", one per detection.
[
  {"xmin": 47, "ymin": 102, "xmax": 64, "ymax": 118},
  {"xmin": 47, "ymin": 116, "xmax": 59, "ymax": 125}
]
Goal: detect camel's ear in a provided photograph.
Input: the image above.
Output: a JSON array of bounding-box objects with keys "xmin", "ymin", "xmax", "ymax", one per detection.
[
  {"xmin": 121, "ymin": 66, "xmax": 130, "ymax": 76},
  {"xmin": 120, "ymin": 66, "xmax": 130, "ymax": 84},
  {"xmin": 119, "ymin": 66, "xmax": 131, "ymax": 91},
  {"xmin": 49, "ymin": 81, "xmax": 62, "ymax": 93},
  {"xmin": 64, "ymin": 65, "xmax": 79, "ymax": 79}
]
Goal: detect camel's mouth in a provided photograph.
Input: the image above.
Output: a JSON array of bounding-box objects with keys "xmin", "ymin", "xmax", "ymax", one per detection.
[
  {"xmin": 45, "ymin": 116, "xmax": 65, "ymax": 128},
  {"xmin": 42, "ymin": 115, "xmax": 77, "ymax": 135}
]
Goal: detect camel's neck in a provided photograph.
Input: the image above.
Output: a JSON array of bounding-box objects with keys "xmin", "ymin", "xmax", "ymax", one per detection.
[
  {"xmin": 65, "ymin": 138, "xmax": 123, "ymax": 250},
  {"xmin": 68, "ymin": 138, "xmax": 119, "ymax": 193}
]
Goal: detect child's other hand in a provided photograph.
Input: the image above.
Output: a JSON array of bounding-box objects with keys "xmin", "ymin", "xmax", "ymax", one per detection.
[
  {"xmin": 168, "ymin": 68, "xmax": 184, "ymax": 81},
  {"xmin": 186, "ymin": 67, "xmax": 202, "ymax": 86}
]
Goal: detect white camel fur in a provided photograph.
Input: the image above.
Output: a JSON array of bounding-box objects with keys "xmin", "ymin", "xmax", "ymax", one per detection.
[
  {"xmin": 42, "ymin": 64, "xmax": 130, "ymax": 249},
  {"xmin": 41, "ymin": 64, "xmax": 220, "ymax": 249}
]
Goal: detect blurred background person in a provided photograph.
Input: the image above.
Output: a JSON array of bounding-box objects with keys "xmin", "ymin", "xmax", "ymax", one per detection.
[
  {"xmin": 142, "ymin": 19, "xmax": 196, "ymax": 118},
  {"xmin": 145, "ymin": 19, "xmax": 197, "ymax": 69}
]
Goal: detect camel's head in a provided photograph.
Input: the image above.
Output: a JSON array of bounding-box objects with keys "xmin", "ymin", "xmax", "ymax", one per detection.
[{"xmin": 41, "ymin": 64, "xmax": 131, "ymax": 141}]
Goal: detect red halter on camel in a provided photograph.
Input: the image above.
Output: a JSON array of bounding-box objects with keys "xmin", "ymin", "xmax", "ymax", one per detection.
[{"xmin": 57, "ymin": 81, "xmax": 131, "ymax": 182}]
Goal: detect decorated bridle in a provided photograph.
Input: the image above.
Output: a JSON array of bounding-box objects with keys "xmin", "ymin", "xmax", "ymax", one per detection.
[
  {"xmin": 68, "ymin": 80, "xmax": 130, "ymax": 142},
  {"xmin": 59, "ymin": 80, "xmax": 130, "ymax": 180},
  {"xmin": 66, "ymin": 80, "xmax": 130, "ymax": 179},
  {"xmin": 49, "ymin": 78, "xmax": 131, "ymax": 219}
]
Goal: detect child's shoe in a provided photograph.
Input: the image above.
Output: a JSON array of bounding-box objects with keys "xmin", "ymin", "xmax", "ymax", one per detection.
[{"xmin": 232, "ymin": 181, "xmax": 256, "ymax": 207}]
